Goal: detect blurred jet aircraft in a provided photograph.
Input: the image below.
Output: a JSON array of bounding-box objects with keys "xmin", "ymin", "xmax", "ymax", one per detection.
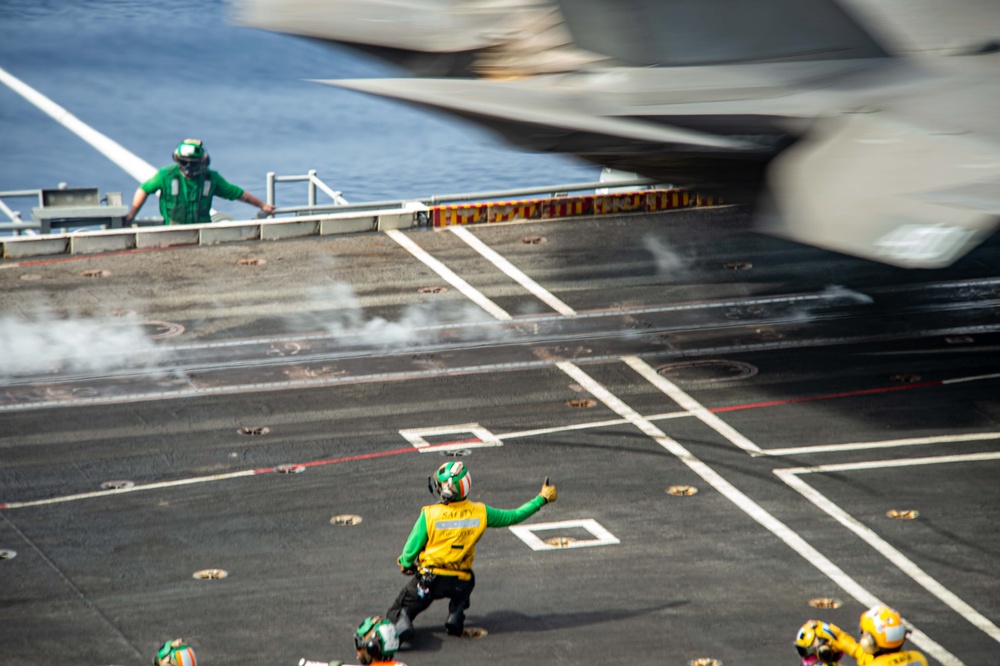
[{"xmin": 232, "ymin": 0, "xmax": 1000, "ymax": 268}]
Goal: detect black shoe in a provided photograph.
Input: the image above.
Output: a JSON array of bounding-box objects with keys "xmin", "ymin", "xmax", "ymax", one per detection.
[{"xmin": 445, "ymin": 620, "xmax": 463, "ymax": 637}]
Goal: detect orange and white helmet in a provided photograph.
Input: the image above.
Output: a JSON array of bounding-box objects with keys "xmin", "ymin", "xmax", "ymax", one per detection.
[
  {"xmin": 859, "ymin": 605, "xmax": 907, "ymax": 652},
  {"xmin": 155, "ymin": 638, "xmax": 197, "ymax": 666},
  {"xmin": 428, "ymin": 461, "xmax": 471, "ymax": 503}
]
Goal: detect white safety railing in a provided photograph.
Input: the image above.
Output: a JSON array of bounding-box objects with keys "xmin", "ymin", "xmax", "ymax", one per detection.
[
  {"xmin": 266, "ymin": 170, "xmax": 349, "ymax": 212},
  {"xmin": 0, "ymin": 189, "xmax": 41, "ymax": 235}
]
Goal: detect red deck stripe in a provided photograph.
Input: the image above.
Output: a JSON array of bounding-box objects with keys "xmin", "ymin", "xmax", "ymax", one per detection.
[
  {"xmin": 253, "ymin": 445, "xmax": 416, "ymax": 474},
  {"xmin": 709, "ymin": 380, "xmax": 943, "ymax": 413}
]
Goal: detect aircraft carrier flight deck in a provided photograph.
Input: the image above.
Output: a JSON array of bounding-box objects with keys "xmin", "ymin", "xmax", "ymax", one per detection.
[{"xmin": 1, "ymin": 205, "xmax": 999, "ymax": 665}]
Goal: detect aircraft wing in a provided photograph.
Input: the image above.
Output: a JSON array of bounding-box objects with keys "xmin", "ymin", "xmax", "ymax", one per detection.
[
  {"xmin": 232, "ymin": 0, "xmax": 890, "ymax": 77},
  {"xmin": 315, "ymin": 77, "xmax": 758, "ymax": 150},
  {"xmin": 234, "ymin": 0, "xmax": 1000, "ymax": 268},
  {"xmin": 764, "ymin": 112, "xmax": 1000, "ymax": 268}
]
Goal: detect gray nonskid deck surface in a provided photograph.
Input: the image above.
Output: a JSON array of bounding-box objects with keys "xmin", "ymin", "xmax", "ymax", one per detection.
[{"xmin": 1, "ymin": 208, "xmax": 998, "ymax": 665}]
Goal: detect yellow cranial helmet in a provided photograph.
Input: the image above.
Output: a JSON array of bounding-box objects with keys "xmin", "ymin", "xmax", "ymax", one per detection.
[
  {"xmin": 795, "ymin": 622, "xmax": 818, "ymax": 653},
  {"xmin": 794, "ymin": 621, "xmax": 842, "ymax": 665},
  {"xmin": 859, "ymin": 605, "xmax": 906, "ymax": 652}
]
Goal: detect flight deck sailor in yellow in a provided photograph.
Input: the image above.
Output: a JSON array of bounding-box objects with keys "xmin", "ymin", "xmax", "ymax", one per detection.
[
  {"xmin": 811, "ymin": 604, "xmax": 928, "ymax": 666},
  {"xmin": 386, "ymin": 461, "xmax": 557, "ymax": 642}
]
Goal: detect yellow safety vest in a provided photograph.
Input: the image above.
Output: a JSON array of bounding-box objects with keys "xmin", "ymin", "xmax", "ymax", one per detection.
[
  {"xmin": 839, "ymin": 646, "xmax": 928, "ymax": 666},
  {"xmin": 417, "ymin": 500, "xmax": 487, "ymax": 580},
  {"xmin": 867, "ymin": 652, "xmax": 928, "ymax": 666}
]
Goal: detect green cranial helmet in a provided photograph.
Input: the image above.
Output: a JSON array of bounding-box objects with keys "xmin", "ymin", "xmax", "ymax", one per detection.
[
  {"xmin": 172, "ymin": 139, "xmax": 209, "ymax": 177},
  {"xmin": 154, "ymin": 638, "xmax": 197, "ymax": 666},
  {"xmin": 354, "ymin": 615, "xmax": 399, "ymax": 665},
  {"xmin": 428, "ymin": 461, "xmax": 471, "ymax": 503}
]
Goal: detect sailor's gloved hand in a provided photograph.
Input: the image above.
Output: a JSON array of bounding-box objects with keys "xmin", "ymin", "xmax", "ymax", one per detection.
[
  {"xmin": 539, "ymin": 479, "xmax": 557, "ymax": 504},
  {"xmin": 400, "ymin": 563, "xmax": 417, "ymax": 576},
  {"xmin": 809, "ymin": 620, "xmax": 841, "ymax": 643}
]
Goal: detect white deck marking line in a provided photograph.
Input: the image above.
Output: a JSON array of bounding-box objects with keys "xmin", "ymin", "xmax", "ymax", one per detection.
[
  {"xmin": 499, "ymin": 410, "xmax": 691, "ymax": 439},
  {"xmin": 1, "ymin": 469, "xmax": 257, "ymax": 509},
  {"xmin": 779, "ymin": 450, "xmax": 1000, "ymax": 475},
  {"xmin": 449, "ymin": 226, "xmax": 577, "ymax": 316},
  {"xmin": 623, "ymin": 355, "xmax": 763, "ymax": 454},
  {"xmin": 385, "ymin": 229, "xmax": 512, "ymax": 321},
  {"xmin": 555, "ymin": 359, "xmax": 962, "ymax": 666},
  {"xmin": 759, "ymin": 432, "xmax": 1000, "ymax": 457},
  {"xmin": 399, "ymin": 422, "xmax": 502, "ymax": 451},
  {"xmin": 419, "ymin": 440, "xmax": 502, "ymax": 452},
  {"xmin": 0, "ymin": 65, "xmax": 156, "ymax": 183},
  {"xmin": 509, "ymin": 519, "xmax": 620, "ymax": 551},
  {"xmin": 776, "ymin": 453, "xmax": 1000, "ymax": 647},
  {"xmin": 943, "ymin": 372, "xmax": 1000, "ymax": 385}
]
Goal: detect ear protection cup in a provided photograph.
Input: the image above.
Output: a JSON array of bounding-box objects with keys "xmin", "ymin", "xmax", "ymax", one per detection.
[
  {"xmin": 360, "ymin": 636, "xmax": 380, "ymax": 659},
  {"xmin": 860, "ymin": 631, "xmax": 877, "ymax": 654},
  {"xmin": 816, "ymin": 643, "xmax": 835, "ymax": 662}
]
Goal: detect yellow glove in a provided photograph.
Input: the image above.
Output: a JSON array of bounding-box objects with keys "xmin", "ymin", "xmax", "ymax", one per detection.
[
  {"xmin": 539, "ymin": 478, "xmax": 557, "ymax": 504},
  {"xmin": 817, "ymin": 621, "xmax": 843, "ymax": 642},
  {"xmin": 807, "ymin": 620, "xmax": 843, "ymax": 647}
]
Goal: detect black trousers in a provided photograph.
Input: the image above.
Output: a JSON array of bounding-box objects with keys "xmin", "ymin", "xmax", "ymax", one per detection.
[{"xmin": 387, "ymin": 572, "xmax": 475, "ymax": 633}]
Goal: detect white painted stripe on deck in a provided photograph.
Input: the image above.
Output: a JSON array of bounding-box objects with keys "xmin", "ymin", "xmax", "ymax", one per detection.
[
  {"xmin": 779, "ymin": 450, "xmax": 1000, "ymax": 475},
  {"xmin": 1, "ymin": 469, "xmax": 257, "ymax": 509},
  {"xmin": 499, "ymin": 410, "xmax": 691, "ymax": 440},
  {"xmin": 776, "ymin": 457, "xmax": 1000, "ymax": 648},
  {"xmin": 385, "ymin": 229, "xmax": 512, "ymax": 321},
  {"xmin": 942, "ymin": 372, "xmax": 1000, "ymax": 385},
  {"xmin": 759, "ymin": 432, "xmax": 1000, "ymax": 457},
  {"xmin": 623, "ymin": 355, "xmax": 763, "ymax": 454},
  {"xmin": 509, "ymin": 518, "xmax": 620, "ymax": 551},
  {"xmin": 449, "ymin": 225, "xmax": 577, "ymax": 316},
  {"xmin": 0, "ymin": 65, "xmax": 156, "ymax": 183},
  {"xmin": 555, "ymin": 359, "xmax": 961, "ymax": 666}
]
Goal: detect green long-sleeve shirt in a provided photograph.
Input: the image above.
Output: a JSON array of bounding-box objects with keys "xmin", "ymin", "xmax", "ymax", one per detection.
[
  {"xmin": 398, "ymin": 495, "xmax": 546, "ymax": 569},
  {"xmin": 141, "ymin": 164, "xmax": 244, "ymax": 224}
]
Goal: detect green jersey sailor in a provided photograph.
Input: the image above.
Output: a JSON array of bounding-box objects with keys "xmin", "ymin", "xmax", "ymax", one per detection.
[
  {"xmin": 386, "ymin": 462, "xmax": 557, "ymax": 642},
  {"xmin": 124, "ymin": 139, "xmax": 274, "ymax": 225}
]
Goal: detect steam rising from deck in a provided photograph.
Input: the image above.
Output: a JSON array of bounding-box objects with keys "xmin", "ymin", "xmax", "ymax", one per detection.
[
  {"xmin": 0, "ymin": 310, "xmax": 166, "ymax": 378},
  {"xmin": 286, "ymin": 281, "xmax": 506, "ymax": 346}
]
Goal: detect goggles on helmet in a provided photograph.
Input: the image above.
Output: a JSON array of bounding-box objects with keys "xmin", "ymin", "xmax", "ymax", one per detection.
[{"xmin": 173, "ymin": 139, "xmax": 208, "ymax": 178}]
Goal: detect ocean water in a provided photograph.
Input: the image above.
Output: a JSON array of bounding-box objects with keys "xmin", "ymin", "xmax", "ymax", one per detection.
[{"xmin": 0, "ymin": 0, "xmax": 597, "ymax": 221}]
